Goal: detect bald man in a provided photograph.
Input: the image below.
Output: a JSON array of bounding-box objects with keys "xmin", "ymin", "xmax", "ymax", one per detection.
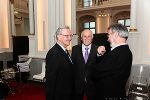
[{"xmin": 71, "ymin": 29, "xmax": 99, "ymax": 100}]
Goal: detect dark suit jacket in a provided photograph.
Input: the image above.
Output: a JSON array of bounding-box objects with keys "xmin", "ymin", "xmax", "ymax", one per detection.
[
  {"xmin": 45, "ymin": 43, "xmax": 74, "ymax": 100},
  {"xmin": 92, "ymin": 45, "xmax": 132, "ymax": 100},
  {"xmin": 71, "ymin": 44, "xmax": 98, "ymax": 98}
]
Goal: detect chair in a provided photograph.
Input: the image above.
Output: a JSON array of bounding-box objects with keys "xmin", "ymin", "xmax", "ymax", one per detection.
[
  {"xmin": 16, "ymin": 58, "xmax": 32, "ymax": 82},
  {"xmin": 33, "ymin": 61, "xmax": 45, "ymax": 82},
  {"xmin": 127, "ymin": 64, "xmax": 150, "ymax": 99},
  {"xmin": 16, "ymin": 58, "xmax": 32, "ymax": 72},
  {"xmin": 128, "ymin": 92, "xmax": 149, "ymax": 100}
]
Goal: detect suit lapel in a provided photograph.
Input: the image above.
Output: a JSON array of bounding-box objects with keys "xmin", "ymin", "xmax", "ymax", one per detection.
[
  {"xmin": 80, "ymin": 44, "xmax": 96, "ymax": 65},
  {"xmin": 86, "ymin": 44, "xmax": 95, "ymax": 65},
  {"xmin": 79, "ymin": 45, "xmax": 86, "ymax": 64},
  {"xmin": 55, "ymin": 43, "xmax": 73, "ymax": 64}
]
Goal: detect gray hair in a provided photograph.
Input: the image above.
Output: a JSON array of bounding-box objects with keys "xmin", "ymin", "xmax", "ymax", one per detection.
[
  {"xmin": 108, "ymin": 23, "xmax": 129, "ymax": 39},
  {"xmin": 55, "ymin": 26, "xmax": 70, "ymax": 35}
]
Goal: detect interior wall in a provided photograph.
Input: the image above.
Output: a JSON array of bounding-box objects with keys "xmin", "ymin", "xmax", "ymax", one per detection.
[
  {"xmin": 77, "ymin": 9, "xmax": 130, "ymax": 36},
  {"xmin": 0, "ymin": 0, "xmax": 10, "ymax": 49},
  {"xmin": 78, "ymin": 15, "xmax": 95, "ymax": 34},
  {"xmin": 24, "ymin": 18, "xmax": 30, "ymax": 34},
  {"xmin": 97, "ymin": 16, "xmax": 110, "ymax": 33},
  {"xmin": 15, "ymin": 22, "xmax": 24, "ymax": 36},
  {"xmin": 14, "ymin": 0, "xmax": 29, "ymax": 36},
  {"xmin": 112, "ymin": 11, "xmax": 130, "ymax": 23}
]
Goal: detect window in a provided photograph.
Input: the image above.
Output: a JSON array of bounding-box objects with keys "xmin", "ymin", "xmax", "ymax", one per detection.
[
  {"xmin": 84, "ymin": 22, "xmax": 95, "ymax": 34},
  {"xmin": 118, "ymin": 19, "xmax": 130, "ymax": 31},
  {"xmin": 83, "ymin": 0, "xmax": 92, "ymax": 7}
]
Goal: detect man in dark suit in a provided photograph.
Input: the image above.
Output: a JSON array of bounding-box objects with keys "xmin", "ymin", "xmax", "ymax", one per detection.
[
  {"xmin": 71, "ymin": 29, "xmax": 103, "ymax": 100},
  {"xmin": 45, "ymin": 26, "xmax": 74, "ymax": 100},
  {"xmin": 92, "ymin": 23, "xmax": 133, "ymax": 100}
]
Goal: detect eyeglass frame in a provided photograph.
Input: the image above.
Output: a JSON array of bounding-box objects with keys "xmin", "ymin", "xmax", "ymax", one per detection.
[{"xmin": 59, "ymin": 34, "xmax": 73, "ymax": 37}]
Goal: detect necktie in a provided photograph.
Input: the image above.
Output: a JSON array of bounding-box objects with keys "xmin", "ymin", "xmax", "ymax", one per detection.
[
  {"xmin": 84, "ymin": 47, "xmax": 89, "ymax": 63},
  {"xmin": 66, "ymin": 49, "xmax": 73, "ymax": 64}
]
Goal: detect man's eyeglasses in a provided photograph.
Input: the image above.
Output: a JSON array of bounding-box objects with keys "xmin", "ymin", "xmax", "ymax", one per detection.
[{"xmin": 60, "ymin": 34, "xmax": 73, "ymax": 37}]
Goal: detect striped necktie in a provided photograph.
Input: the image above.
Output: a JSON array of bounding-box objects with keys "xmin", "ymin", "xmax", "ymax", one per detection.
[{"xmin": 66, "ymin": 49, "xmax": 73, "ymax": 64}]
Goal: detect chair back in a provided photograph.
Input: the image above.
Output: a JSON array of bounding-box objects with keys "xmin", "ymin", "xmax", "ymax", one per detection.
[
  {"xmin": 41, "ymin": 62, "xmax": 46, "ymax": 76},
  {"xmin": 32, "ymin": 61, "xmax": 46, "ymax": 82},
  {"xmin": 26, "ymin": 58, "xmax": 32, "ymax": 65},
  {"xmin": 127, "ymin": 64, "xmax": 150, "ymax": 99},
  {"xmin": 130, "ymin": 64, "xmax": 150, "ymax": 85},
  {"xmin": 16, "ymin": 58, "xmax": 32, "ymax": 72}
]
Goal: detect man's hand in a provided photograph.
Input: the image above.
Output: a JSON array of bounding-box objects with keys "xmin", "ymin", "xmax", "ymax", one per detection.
[{"xmin": 97, "ymin": 46, "xmax": 106, "ymax": 56}]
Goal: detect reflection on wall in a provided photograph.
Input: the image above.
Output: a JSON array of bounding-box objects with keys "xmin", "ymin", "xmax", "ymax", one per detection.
[
  {"xmin": 14, "ymin": 0, "xmax": 29, "ymax": 36},
  {"xmin": 64, "ymin": 0, "xmax": 71, "ymax": 50},
  {"xmin": 35, "ymin": 0, "xmax": 48, "ymax": 51},
  {"xmin": 24, "ymin": 18, "xmax": 30, "ymax": 34},
  {"xmin": 0, "ymin": 0, "xmax": 10, "ymax": 48},
  {"xmin": 148, "ymin": 26, "xmax": 150, "ymax": 55}
]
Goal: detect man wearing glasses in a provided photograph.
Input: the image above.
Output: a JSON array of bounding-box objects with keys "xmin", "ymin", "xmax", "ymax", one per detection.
[{"xmin": 45, "ymin": 26, "xmax": 74, "ymax": 100}]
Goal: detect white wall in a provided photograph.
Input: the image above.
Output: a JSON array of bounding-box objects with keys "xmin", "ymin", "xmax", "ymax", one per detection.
[
  {"xmin": 28, "ymin": 0, "xmax": 77, "ymax": 58},
  {"xmin": 0, "ymin": 0, "xmax": 12, "ymax": 52},
  {"xmin": 128, "ymin": 0, "xmax": 150, "ymax": 64}
]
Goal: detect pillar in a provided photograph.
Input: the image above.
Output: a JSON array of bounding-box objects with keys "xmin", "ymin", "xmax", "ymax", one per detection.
[
  {"xmin": 130, "ymin": 0, "xmax": 137, "ymax": 32},
  {"xmin": 29, "ymin": 0, "xmax": 34, "ymax": 34}
]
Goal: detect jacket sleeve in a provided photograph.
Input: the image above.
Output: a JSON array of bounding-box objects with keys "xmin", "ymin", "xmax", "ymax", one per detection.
[{"xmin": 45, "ymin": 52, "xmax": 59, "ymax": 100}]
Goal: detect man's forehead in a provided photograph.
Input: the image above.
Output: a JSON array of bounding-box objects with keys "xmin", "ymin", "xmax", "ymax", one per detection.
[{"xmin": 83, "ymin": 31, "xmax": 92, "ymax": 35}]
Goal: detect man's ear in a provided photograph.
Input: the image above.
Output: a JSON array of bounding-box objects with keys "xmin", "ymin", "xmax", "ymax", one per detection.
[
  {"xmin": 81, "ymin": 39, "xmax": 83, "ymax": 43},
  {"xmin": 80, "ymin": 37, "xmax": 83, "ymax": 42},
  {"xmin": 114, "ymin": 32, "xmax": 119, "ymax": 38},
  {"xmin": 57, "ymin": 35, "xmax": 62, "ymax": 40}
]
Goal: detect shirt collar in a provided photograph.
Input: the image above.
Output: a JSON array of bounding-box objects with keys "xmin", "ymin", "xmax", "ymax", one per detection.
[
  {"xmin": 82, "ymin": 44, "xmax": 91, "ymax": 49},
  {"xmin": 57, "ymin": 42, "xmax": 66, "ymax": 52},
  {"xmin": 111, "ymin": 43, "xmax": 127, "ymax": 51}
]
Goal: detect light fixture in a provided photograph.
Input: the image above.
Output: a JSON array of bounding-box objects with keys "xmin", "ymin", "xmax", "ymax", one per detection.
[
  {"xmin": 98, "ymin": 14, "xmax": 109, "ymax": 17},
  {"xmin": 14, "ymin": 10, "xmax": 18, "ymax": 14},
  {"xmin": 98, "ymin": 10, "xmax": 108, "ymax": 17}
]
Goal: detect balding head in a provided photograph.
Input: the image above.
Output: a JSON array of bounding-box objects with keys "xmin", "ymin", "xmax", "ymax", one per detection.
[{"xmin": 81, "ymin": 29, "xmax": 93, "ymax": 46}]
